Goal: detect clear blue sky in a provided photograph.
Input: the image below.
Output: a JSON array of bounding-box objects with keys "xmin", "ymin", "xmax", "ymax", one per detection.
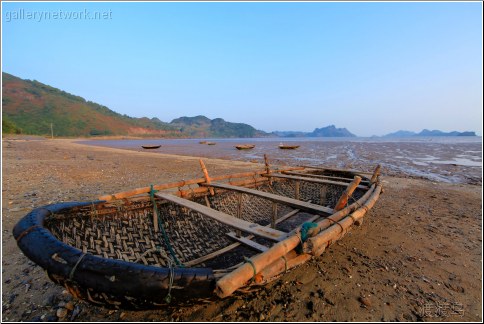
[{"xmin": 2, "ymin": 1, "xmax": 482, "ymax": 136}]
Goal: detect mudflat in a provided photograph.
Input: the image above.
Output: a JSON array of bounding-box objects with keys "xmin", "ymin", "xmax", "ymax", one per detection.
[{"xmin": 2, "ymin": 137, "xmax": 481, "ymax": 322}]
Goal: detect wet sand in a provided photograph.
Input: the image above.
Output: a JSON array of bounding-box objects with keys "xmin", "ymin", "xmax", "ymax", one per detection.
[
  {"xmin": 2, "ymin": 137, "xmax": 482, "ymax": 322},
  {"xmin": 82, "ymin": 137, "xmax": 482, "ymax": 185}
]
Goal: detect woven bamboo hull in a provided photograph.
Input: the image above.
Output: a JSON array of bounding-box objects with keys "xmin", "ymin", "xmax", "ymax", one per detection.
[{"xmin": 13, "ymin": 162, "xmax": 382, "ymax": 309}]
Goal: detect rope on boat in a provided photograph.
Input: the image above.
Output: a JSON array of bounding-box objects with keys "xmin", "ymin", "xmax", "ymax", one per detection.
[
  {"xmin": 15, "ymin": 225, "xmax": 41, "ymax": 242},
  {"xmin": 296, "ymin": 222, "xmax": 318, "ymax": 253},
  {"xmin": 69, "ymin": 253, "xmax": 87, "ymax": 281},
  {"xmin": 133, "ymin": 246, "xmax": 175, "ymax": 303},
  {"xmin": 281, "ymin": 255, "xmax": 288, "ymax": 273},
  {"xmin": 149, "ymin": 185, "xmax": 184, "ymax": 268},
  {"xmin": 243, "ymin": 256, "xmax": 257, "ymax": 280}
]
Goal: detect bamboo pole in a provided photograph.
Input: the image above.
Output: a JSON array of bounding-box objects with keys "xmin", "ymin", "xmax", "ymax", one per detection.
[
  {"xmin": 282, "ymin": 170, "xmax": 370, "ymax": 184},
  {"xmin": 98, "ymin": 168, "xmax": 304, "ymax": 201},
  {"xmin": 177, "ymin": 177, "xmax": 269, "ymax": 198},
  {"xmin": 199, "ymin": 159, "xmax": 214, "ymax": 195},
  {"xmin": 370, "ymin": 164, "xmax": 382, "ymax": 184},
  {"xmin": 254, "ymin": 252, "xmax": 311, "ymax": 285},
  {"xmin": 308, "ymin": 184, "xmax": 382, "ymax": 256},
  {"xmin": 214, "ymin": 183, "xmax": 379, "ymax": 298},
  {"xmin": 298, "ymin": 165, "xmax": 373, "ymax": 175},
  {"xmin": 307, "ymin": 184, "xmax": 376, "ymax": 238},
  {"xmin": 215, "ymin": 235, "xmax": 301, "ymax": 298},
  {"xmin": 334, "ymin": 176, "xmax": 362, "ymax": 211},
  {"xmin": 271, "ymin": 202, "xmax": 277, "ymax": 228},
  {"xmin": 264, "ymin": 154, "xmax": 271, "ymax": 175},
  {"xmin": 264, "ymin": 154, "xmax": 273, "ymax": 185}
]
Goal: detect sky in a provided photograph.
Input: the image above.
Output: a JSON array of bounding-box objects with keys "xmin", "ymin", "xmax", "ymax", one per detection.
[{"xmin": 2, "ymin": 1, "xmax": 482, "ymax": 137}]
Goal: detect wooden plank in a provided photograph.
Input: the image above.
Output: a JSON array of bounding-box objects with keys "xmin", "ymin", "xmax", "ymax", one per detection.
[
  {"xmin": 155, "ymin": 192, "xmax": 287, "ymax": 241},
  {"xmin": 226, "ymin": 232, "xmax": 269, "ymax": 252},
  {"xmin": 184, "ymin": 242, "xmax": 242, "ymax": 267},
  {"xmin": 282, "ymin": 171, "xmax": 370, "ymax": 184},
  {"xmin": 201, "ymin": 182, "xmax": 333, "ymax": 215},
  {"xmin": 263, "ymin": 173, "xmax": 369, "ymax": 190}
]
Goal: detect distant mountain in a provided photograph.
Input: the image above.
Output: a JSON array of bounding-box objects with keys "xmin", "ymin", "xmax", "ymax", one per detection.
[
  {"xmin": 417, "ymin": 129, "xmax": 476, "ymax": 137},
  {"xmin": 383, "ymin": 129, "xmax": 476, "ymax": 137},
  {"xmin": 273, "ymin": 125, "xmax": 356, "ymax": 138},
  {"xmin": 308, "ymin": 125, "xmax": 356, "ymax": 137},
  {"xmin": 383, "ymin": 130, "xmax": 417, "ymax": 137},
  {"xmin": 2, "ymin": 72, "xmax": 179, "ymax": 137},
  {"xmin": 271, "ymin": 131, "xmax": 308, "ymax": 138},
  {"xmin": 170, "ymin": 115, "xmax": 268, "ymax": 138}
]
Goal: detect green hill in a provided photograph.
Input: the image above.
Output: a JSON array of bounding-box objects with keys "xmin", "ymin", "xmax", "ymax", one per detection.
[
  {"xmin": 2, "ymin": 73, "xmax": 268, "ymax": 138},
  {"xmin": 2, "ymin": 72, "xmax": 178, "ymax": 137},
  {"xmin": 170, "ymin": 115, "xmax": 267, "ymax": 138}
]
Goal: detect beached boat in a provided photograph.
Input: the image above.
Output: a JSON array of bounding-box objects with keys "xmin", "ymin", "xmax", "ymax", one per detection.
[
  {"xmin": 141, "ymin": 145, "xmax": 161, "ymax": 149},
  {"xmin": 279, "ymin": 144, "xmax": 300, "ymax": 149},
  {"xmin": 235, "ymin": 144, "xmax": 255, "ymax": 150},
  {"xmin": 13, "ymin": 156, "xmax": 382, "ymax": 309}
]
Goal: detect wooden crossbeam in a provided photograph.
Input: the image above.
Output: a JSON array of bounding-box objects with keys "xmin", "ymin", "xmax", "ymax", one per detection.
[
  {"xmin": 226, "ymin": 232, "xmax": 269, "ymax": 252},
  {"xmin": 155, "ymin": 192, "xmax": 288, "ymax": 242},
  {"xmin": 201, "ymin": 182, "xmax": 333, "ymax": 215}
]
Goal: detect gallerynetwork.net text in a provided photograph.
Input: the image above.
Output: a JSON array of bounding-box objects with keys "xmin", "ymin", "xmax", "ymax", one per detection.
[{"xmin": 4, "ymin": 9, "xmax": 113, "ymax": 22}]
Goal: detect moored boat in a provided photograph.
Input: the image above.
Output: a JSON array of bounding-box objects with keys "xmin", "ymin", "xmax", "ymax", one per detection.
[
  {"xmin": 279, "ymin": 144, "xmax": 300, "ymax": 149},
  {"xmin": 141, "ymin": 145, "xmax": 161, "ymax": 149},
  {"xmin": 235, "ymin": 144, "xmax": 255, "ymax": 150},
  {"xmin": 13, "ymin": 156, "xmax": 382, "ymax": 309},
  {"xmin": 207, "ymin": 142, "xmax": 216, "ymax": 145}
]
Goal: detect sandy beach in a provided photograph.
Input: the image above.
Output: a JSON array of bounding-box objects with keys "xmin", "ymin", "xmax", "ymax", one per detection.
[{"xmin": 1, "ymin": 137, "xmax": 482, "ymax": 322}]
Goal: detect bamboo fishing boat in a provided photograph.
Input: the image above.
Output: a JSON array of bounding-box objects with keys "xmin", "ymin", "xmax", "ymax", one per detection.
[
  {"xmin": 279, "ymin": 144, "xmax": 300, "ymax": 149},
  {"xmin": 13, "ymin": 156, "xmax": 382, "ymax": 309},
  {"xmin": 141, "ymin": 145, "xmax": 161, "ymax": 149},
  {"xmin": 235, "ymin": 144, "xmax": 255, "ymax": 150}
]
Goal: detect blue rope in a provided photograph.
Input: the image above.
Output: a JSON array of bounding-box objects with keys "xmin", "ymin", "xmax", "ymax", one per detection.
[
  {"xmin": 149, "ymin": 185, "xmax": 183, "ymax": 267},
  {"xmin": 296, "ymin": 222, "xmax": 318, "ymax": 253}
]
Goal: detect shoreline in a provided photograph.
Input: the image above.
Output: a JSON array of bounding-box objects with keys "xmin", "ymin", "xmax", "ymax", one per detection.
[{"xmin": 2, "ymin": 137, "xmax": 482, "ymax": 322}]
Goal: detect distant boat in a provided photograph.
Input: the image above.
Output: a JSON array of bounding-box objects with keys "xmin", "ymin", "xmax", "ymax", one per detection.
[
  {"xmin": 235, "ymin": 144, "xmax": 255, "ymax": 150},
  {"xmin": 141, "ymin": 145, "xmax": 161, "ymax": 149},
  {"xmin": 279, "ymin": 144, "xmax": 300, "ymax": 149},
  {"xmin": 207, "ymin": 142, "xmax": 216, "ymax": 145},
  {"xmin": 199, "ymin": 141, "xmax": 208, "ymax": 144}
]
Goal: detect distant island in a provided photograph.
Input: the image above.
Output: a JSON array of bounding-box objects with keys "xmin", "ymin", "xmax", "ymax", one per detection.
[{"xmin": 383, "ymin": 129, "xmax": 476, "ymax": 137}]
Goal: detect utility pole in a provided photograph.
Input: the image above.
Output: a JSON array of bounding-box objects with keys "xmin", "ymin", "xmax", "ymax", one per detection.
[{"xmin": 50, "ymin": 123, "xmax": 54, "ymax": 139}]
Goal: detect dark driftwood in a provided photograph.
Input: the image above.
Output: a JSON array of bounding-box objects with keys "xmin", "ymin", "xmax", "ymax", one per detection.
[{"xmin": 202, "ymin": 182, "xmax": 333, "ymax": 215}]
